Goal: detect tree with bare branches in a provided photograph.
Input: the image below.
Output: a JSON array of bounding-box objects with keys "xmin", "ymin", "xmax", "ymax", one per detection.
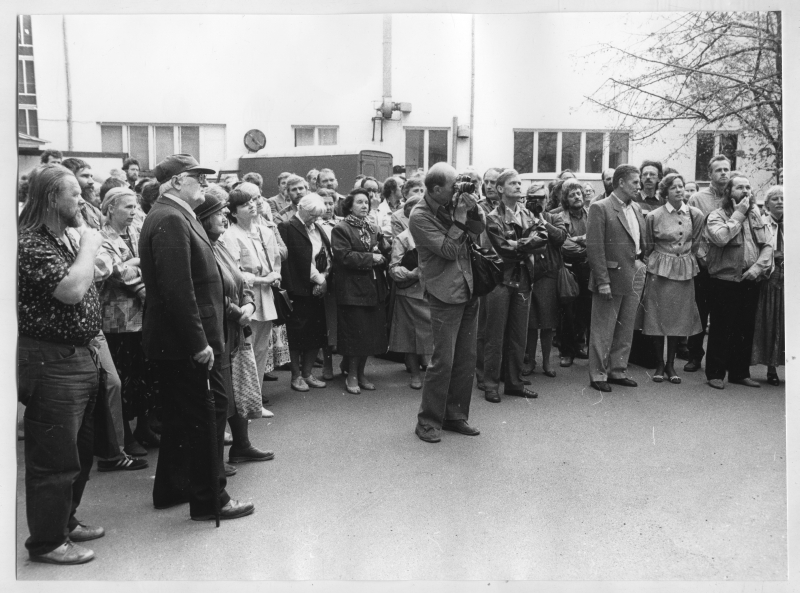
[{"xmin": 586, "ymin": 11, "xmax": 781, "ymax": 175}]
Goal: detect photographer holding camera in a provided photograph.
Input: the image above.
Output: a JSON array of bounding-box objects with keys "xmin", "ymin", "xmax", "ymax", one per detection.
[
  {"xmin": 483, "ymin": 170, "xmax": 555, "ymax": 402},
  {"xmin": 409, "ymin": 162, "xmax": 485, "ymax": 443}
]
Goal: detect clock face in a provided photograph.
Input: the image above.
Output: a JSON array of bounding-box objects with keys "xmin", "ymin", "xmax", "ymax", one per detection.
[{"xmin": 244, "ymin": 129, "xmax": 266, "ymax": 152}]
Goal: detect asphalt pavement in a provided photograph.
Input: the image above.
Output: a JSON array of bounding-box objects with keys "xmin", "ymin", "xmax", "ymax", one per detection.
[{"xmin": 16, "ymin": 355, "xmax": 786, "ymax": 580}]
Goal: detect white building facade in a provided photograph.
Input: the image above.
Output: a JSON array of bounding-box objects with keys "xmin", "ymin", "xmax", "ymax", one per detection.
[{"xmin": 19, "ymin": 12, "xmax": 776, "ymax": 195}]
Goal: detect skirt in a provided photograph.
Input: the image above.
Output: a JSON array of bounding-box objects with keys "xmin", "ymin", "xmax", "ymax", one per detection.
[
  {"xmin": 338, "ymin": 303, "xmax": 389, "ymax": 357},
  {"xmin": 389, "ymin": 295, "xmax": 434, "ymax": 355},
  {"xmin": 640, "ymin": 273, "xmax": 702, "ymax": 337},
  {"xmin": 528, "ymin": 275, "xmax": 559, "ymax": 329},
  {"xmin": 285, "ymin": 294, "xmax": 328, "ymax": 351},
  {"xmin": 751, "ymin": 263, "xmax": 784, "ymax": 366},
  {"xmin": 105, "ymin": 331, "xmax": 156, "ymax": 421}
]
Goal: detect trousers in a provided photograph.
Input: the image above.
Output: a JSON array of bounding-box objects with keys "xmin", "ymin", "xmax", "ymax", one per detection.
[
  {"xmin": 416, "ymin": 294, "xmax": 479, "ymax": 438},
  {"xmin": 151, "ymin": 359, "xmax": 230, "ymax": 517},
  {"xmin": 687, "ymin": 267, "xmax": 712, "ymax": 362},
  {"xmin": 483, "ymin": 285, "xmax": 530, "ymax": 393},
  {"xmin": 588, "ymin": 261, "xmax": 646, "ymax": 382},
  {"xmin": 18, "ymin": 336, "xmax": 99, "ymax": 556},
  {"xmin": 559, "ymin": 262, "xmax": 592, "ymax": 357},
  {"xmin": 705, "ymin": 278, "xmax": 760, "ymax": 381}
]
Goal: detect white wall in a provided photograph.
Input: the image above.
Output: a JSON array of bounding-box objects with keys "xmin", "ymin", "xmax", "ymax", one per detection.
[{"xmin": 29, "ymin": 13, "xmax": 776, "ymax": 194}]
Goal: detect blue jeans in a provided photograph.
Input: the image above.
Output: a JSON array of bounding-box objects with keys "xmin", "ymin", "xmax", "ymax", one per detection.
[{"xmin": 18, "ymin": 336, "xmax": 99, "ymax": 556}]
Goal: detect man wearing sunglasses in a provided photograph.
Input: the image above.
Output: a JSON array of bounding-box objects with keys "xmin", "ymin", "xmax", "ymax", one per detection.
[{"xmin": 139, "ymin": 154, "xmax": 255, "ymax": 522}]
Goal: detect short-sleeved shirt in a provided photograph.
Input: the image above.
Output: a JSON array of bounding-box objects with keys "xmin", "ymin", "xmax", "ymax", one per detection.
[{"xmin": 19, "ymin": 225, "xmax": 102, "ymax": 345}]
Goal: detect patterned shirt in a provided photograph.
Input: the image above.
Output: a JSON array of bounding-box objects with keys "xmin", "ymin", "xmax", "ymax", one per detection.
[{"xmin": 19, "ymin": 225, "xmax": 102, "ymax": 345}]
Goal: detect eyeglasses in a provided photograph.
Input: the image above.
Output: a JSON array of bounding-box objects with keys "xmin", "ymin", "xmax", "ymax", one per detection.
[{"xmin": 182, "ymin": 172, "xmax": 208, "ymax": 185}]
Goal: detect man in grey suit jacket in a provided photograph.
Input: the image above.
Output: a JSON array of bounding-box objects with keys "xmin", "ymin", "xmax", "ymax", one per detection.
[
  {"xmin": 409, "ymin": 163, "xmax": 486, "ymax": 443},
  {"xmin": 586, "ymin": 164, "xmax": 651, "ymax": 392}
]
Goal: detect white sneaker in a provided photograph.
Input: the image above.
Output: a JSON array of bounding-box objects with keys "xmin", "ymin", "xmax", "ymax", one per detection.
[{"xmin": 262, "ymin": 407, "xmax": 274, "ymax": 418}]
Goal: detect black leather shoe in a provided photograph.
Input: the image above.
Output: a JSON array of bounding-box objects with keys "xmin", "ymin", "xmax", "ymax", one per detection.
[
  {"xmin": 607, "ymin": 377, "xmax": 637, "ymax": 387},
  {"xmin": 576, "ymin": 347, "xmax": 589, "ymax": 360},
  {"xmin": 767, "ymin": 374, "xmax": 780, "ymax": 386},
  {"xmin": 504, "ymin": 387, "xmax": 538, "ymax": 398},
  {"xmin": 442, "ymin": 419, "xmax": 480, "ymax": 436},
  {"xmin": 484, "ymin": 391, "xmax": 501, "ymax": 403},
  {"xmin": 229, "ymin": 446, "xmax": 275, "ymax": 463},
  {"xmin": 590, "ymin": 381, "xmax": 612, "ymax": 392},
  {"xmin": 191, "ymin": 499, "xmax": 255, "ymax": 521},
  {"xmin": 560, "ymin": 356, "xmax": 574, "ymax": 367},
  {"xmin": 263, "ymin": 372, "xmax": 278, "ymax": 382},
  {"xmin": 414, "ymin": 426, "xmax": 441, "ymax": 443},
  {"xmin": 683, "ymin": 359, "xmax": 701, "ymax": 373}
]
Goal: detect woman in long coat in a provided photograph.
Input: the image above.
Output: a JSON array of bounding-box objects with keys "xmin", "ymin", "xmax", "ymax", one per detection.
[{"xmin": 331, "ymin": 189, "xmax": 390, "ymax": 394}]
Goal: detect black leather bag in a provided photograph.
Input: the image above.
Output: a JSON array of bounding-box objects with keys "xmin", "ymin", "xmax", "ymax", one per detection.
[
  {"xmin": 395, "ymin": 247, "xmax": 419, "ymax": 290},
  {"xmin": 271, "ymin": 288, "xmax": 293, "ymax": 327},
  {"xmin": 468, "ymin": 238, "xmax": 503, "ymax": 297}
]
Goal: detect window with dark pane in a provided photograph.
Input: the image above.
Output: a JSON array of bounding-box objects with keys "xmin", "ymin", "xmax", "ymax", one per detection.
[
  {"xmin": 24, "ymin": 61, "xmax": 35, "ymax": 94},
  {"xmin": 319, "ymin": 128, "xmax": 337, "ymax": 146},
  {"xmin": 694, "ymin": 132, "xmax": 715, "ymax": 181},
  {"xmin": 129, "ymin": 126, "xmax": 149, "ymax": 169},
  {"xmin": 719, "ymin": 133, "xmax": 738, "ymax": 171},
  {"xmin": 18, "ymin": 60, "xmax": 25, "ymax": 94},
  {"xmin": 27, "ymin": 108, "xmax": 38, "ymax": 137},
  {"xmin": 18, "ymin": 109, "xmax": 27, "ymax": 135},
  {"xmin": 561, "ymin": 132, "xmax": 581, "ymax": 173},
  {"xmin": 181, "ymin": 126, "xmax": 200, "ymax": 159},
  {"xmin": 21, "ymin": 15, "xmax": 33, "ymax": 45},
  {"xmin": 101, "ymin": 125, "xmax": 123, "ymax": 153},
  {"xmin": 585, "ymin": 132, "xmax": 603, "ymax": 174},
  {"xmin": 513, "ymin": 132, "xmax": 534, "ymax": 174},
  {"xmin": 405, "ymin": 129, "xmax": 424, "ymax": 175},
  {"xmin": 608, "ymin": 132, "xmax": 629, "ymax": 169},
  {"xmin": 294, "ymin": 128, "xmax": 314, "ymax": 147},
  {"xmin": 155, "ymin": 126, "xmax": 175, "ymax": 164},
  {"xmin": 537, "ymin": 132, "xmax": 557, "ymax": 173},
  {"xmin": 428, "ymin": 130, "xmax": 448, "ymax": 166}
]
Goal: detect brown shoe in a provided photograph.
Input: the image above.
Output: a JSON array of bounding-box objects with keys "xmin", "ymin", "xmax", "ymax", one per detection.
[{"xmin": 30, "ymin": 541, "xmax": 94, "ymax": 565}]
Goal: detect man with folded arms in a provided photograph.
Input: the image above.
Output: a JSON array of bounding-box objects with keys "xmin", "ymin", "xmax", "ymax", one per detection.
[
  {"xmin": 586, "ymin": 164, "xmax": 651, "ymax": 392},
  {"xmin": 140, "ymin": 153, "xmax": 254, "ymax": 521}
]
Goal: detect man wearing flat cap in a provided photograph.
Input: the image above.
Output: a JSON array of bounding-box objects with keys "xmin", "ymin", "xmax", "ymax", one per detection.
[{"xmin": 139, "ymin": 154, "xmax": 254, "ymax": 521}]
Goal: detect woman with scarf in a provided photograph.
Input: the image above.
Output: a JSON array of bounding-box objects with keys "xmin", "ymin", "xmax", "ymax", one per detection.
[
  {"xmin": 751, "ymin": 185, "xmax": 784, "ymax": 385},
  {"xmin": 332, "ymin": 188, "xmax": 390, "ymax": 394},
  {"xmin": 95, "ymin": 187, "xmax": 157, "ymax": 457}
]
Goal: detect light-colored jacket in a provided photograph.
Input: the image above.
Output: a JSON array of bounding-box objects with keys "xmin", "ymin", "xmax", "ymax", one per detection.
[
  {"xmin": 389, "ymin": 229, "xmax": 425, "ymax": 300},
  {"xmin": 705, "ymin": 206, "xmax": 772, "ymax": 282},
  {"xmin": 223, "ymin": 222, "xmax": 281, "ymax": 321},
  {"xmin": 94, "ymin": 223, "xmax": 145, "ymax": 333}
]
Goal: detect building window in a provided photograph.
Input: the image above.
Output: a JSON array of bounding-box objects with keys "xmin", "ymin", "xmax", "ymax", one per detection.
[
  {"xmin": 515, "ymin": 130, "xmax": 631, "ymax": 176},
  {"xmin": 694, "ymin": 131, "xmax": 738, "ymax": 181},
  {"xmin": 404, "ymin": 128, "xmax": 449, "ymax": 175},
  {"xmin": 292, "ymin": 126, "xmax": 338, "ymax": 147},
  {"xmin": 19, "ymin": 107, "xmax": 38, "ymax": 137},
  {"xmin": 99, "ymin": 123, "xmax": 225, "ymax": 170},
  {"xmin": 18, "ymin": 15, "xmax": 33, "ymax": 46}
]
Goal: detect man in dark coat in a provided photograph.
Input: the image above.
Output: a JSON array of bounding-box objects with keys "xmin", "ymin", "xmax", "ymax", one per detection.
[{"xmin": 139, "ymin": 153, "xmax": 254, "ymax": 521}]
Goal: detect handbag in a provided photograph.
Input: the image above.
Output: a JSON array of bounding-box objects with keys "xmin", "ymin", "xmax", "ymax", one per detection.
[
  {"xmin": 257, "ymin": 225, "xmax": 293, "ymax": 326},
  {"xmin": 395, "ymin": 247, "xmax": 419, "ymax": 290},
  {"xmin": 556, "ymin": 266, "xmax": 580, "ymax": 303},
  {"xmin": 468, "ymin": 237, "xmax": 503, "ymax": 297},
  {"xmin": 230, "ymin": 329, "xmax": 263, "ymax": 420}
]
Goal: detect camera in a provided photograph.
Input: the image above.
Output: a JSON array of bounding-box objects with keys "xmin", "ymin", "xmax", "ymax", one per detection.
[
  {"xmin": 453, "ymin": 174, "xmax": 476, "ymax": 196},
  {"xmin": 526, "ymin": 199, "xmax": 544, "ymax": 216}
]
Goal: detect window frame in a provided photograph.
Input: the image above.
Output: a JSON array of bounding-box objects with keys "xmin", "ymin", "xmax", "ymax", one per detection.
[
  {"xmin": 291, "ymin": 125, "xmax": 339, "ymax": 147},
  {"xmin": 694, "ymin": 130, "xmax": 739, "ymax": 181},
  {"xmin": 513, "ymin": 129, "xmax": 631, "ymax": 178},
  {"xmin": 403, "ymin": 126, "xmax": 451, "ymax": 173},
  {"xmin": 98, "ymin": 122, "xmax": 224, "ymax": 170}
]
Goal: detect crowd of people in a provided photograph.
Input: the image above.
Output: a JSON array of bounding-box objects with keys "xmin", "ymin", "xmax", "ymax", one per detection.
[{"xmin": 17, "ymin": 147, "xmax": 784, "ymax": 564}]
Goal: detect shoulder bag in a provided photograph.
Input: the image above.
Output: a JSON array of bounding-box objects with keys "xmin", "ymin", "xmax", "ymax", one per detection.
[
  {"xmin": 230, "ymin": 327, "xmax": 263, "ymax": 420},
  {"xmin": 468, "ymin": 236, "xmax": 504, "ymax": 297},
  {"xmin": 257, "ymin": 225, "xmax": 293, "ymax": 326}
]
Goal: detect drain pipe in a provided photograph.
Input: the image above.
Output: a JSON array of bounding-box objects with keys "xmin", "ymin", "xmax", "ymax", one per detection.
[
  {"xmin": 62, "ymin": 16, "xmax": 73, "ymax": 151},
  {"xmin": 469, "ymin": 14, "xmax": 475, "ymax": 166},
  {"xmin": 382, "ymin": 14, "xmax": 392, "ymax": 111}
]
